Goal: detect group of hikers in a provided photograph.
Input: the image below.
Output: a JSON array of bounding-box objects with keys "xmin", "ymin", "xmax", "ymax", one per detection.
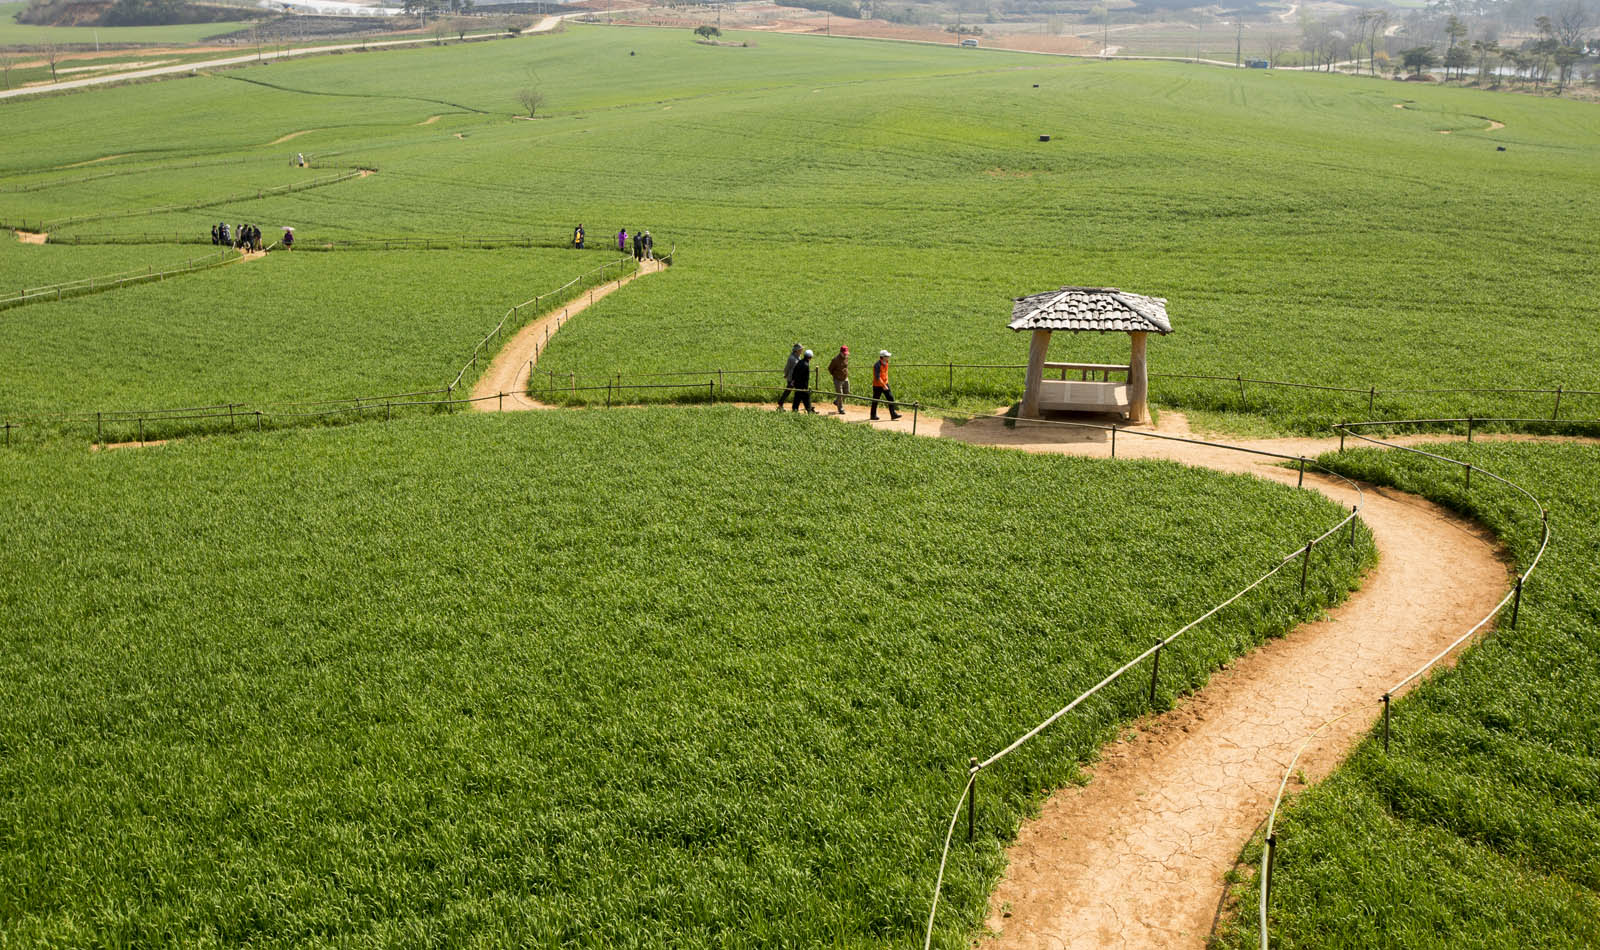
[
  {"xmin": 570, "ymin": 225, "xmax": 657, "ymax": 262},
  {"xmin": 210, "ymin": 222, "xmax": 295, "ymax": 251},
  {"xmin": 779, "ymin": 343, "xmax": 902, "ymax": 421},
  {"xmin": 212, "ymin": 222, "xmax": 264, "ymax": 251}
]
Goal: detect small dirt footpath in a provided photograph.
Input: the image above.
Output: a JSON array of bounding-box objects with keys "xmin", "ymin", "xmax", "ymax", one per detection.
[{"xmin": 471, "ymin": 258, "xmax": 664, "ymax": 410}]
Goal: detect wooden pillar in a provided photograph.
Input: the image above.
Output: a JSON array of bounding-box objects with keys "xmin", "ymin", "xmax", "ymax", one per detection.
[
  {"xmin": 1021, "ymin": 329, "xmax": 1052, "ymax": 419},
  {"xmin": 1128, "ymin": 331, "xmax": 1149, "ymax": 425}
]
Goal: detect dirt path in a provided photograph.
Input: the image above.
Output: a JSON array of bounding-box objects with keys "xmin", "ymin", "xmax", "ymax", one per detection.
[
  {"xmin": 15, "ymin": 230, "xmax": 48, "ymax": 244},
  {"xmin": 470, "ymin": 258, "xmax": 665, "ymax": 410},
  {"xmin": 468, "ymin": 278, "xmax": 1524, "ymax": 944},
  {"xmin": 939, "ymin": 412, "xmax": 1509, "ymax": 949},
  {"xmin": 268, "ymin": 129, "xmax": 321, "ymax": 146}
]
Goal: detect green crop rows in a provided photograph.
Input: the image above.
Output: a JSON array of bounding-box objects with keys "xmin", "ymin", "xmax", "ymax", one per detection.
[
  {"xmin": 1218, "ymin": 441, "xmax": 1600, "ymax": 948},
  {"xmin": 0, "ymin": 409, "xmax": 1371, "ymax": 946}
]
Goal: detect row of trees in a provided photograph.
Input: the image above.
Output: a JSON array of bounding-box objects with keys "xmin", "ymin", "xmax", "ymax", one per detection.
[{"xmin": 1294, "ymin": 0, "xmax": 1593, "ymax": 93}]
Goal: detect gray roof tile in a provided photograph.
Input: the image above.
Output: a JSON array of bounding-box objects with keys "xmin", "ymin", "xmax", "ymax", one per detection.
[{"xmin": 1009, "ymin": 287, "xmax": 1172, "ymax": 335}]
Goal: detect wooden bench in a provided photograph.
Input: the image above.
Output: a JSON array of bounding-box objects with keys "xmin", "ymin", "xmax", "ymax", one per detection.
[{"xmin": 1035, "ymin": 363, "xmax": 1132, "ymax": 414}]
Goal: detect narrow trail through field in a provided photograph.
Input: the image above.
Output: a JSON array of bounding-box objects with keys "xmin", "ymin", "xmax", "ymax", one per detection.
[
  {"xmin": 944, "ymin": 413, "xmax": 1510, "ymax": 949},
  {"xmin": 468, "ymin": 272, "xmax": 1577, "ymax": 947},
  {"xmin": 15, "ymin": 230, "xmax": 48, "ymax": 244},
  {"xmin": 268, "ymin": 129, "xmax": 322, "ymax": 145},
  {"xmin": 470, "ymin": 258, "xmax": 665, "ymax": 409}
]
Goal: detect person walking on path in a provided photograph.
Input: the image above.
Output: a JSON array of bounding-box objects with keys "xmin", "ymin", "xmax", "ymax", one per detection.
[
  {"xmin": 642, "ymin": 229, "xmax": 654, "ymax": 261},
  {"xmin": 777, "ymin": 343, "xmax": 803, "ymax": 410},
  {"xmin": 827, "ymin": 345, "xmax": 850, "ymax": 414},
  {"xmin": 632, "ymin": 229, "xmax": 643, "ymax": 261},
  {"xmin": 618, "ymin": 228, "xmax": 628, "ymax": 253},
  {"xmin": 790, "ymin": 349, "xmax": 817, "ymax": 413},
  {"xmin": 871, "ymin": 350, "xmax": 902, "ymax": 421},
  {"xmin": 573, "ymin": 224, "xmax": 585, "ymax": 249},
  {"xmin": 282, "ymin": 226, "xmax": 294, "ymax": 249}
]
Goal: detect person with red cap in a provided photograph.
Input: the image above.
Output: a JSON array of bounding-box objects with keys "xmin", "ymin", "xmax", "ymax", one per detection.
[{"xmin": 826, "ymin": 345, "xmax": 850, "ymax": 414}]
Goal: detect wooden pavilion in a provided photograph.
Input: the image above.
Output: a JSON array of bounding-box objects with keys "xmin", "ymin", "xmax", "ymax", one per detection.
[{"xmin": 1009, "ymin": 286, "xmax": 1172, "ymax": 424}]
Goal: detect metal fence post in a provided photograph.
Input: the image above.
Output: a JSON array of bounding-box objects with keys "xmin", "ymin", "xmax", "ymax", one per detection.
[
  {"xmin": 1265, "ymin": 834, "xmax": 1278, "ymax": 906},
  {"xmin": 948, "ymin": 361, "xmax": 954, "ymax": 391},
  {"xmin": 708, "ymin": 380, "xmax": 714, "ymax": 401},
  {"xmin": 1299, "ymin": 540, "xmax": 1313, "ymax": 596},
  {"xmin": 137, "ymin": 417, "xmax": 144, "ymax": 444},
  {"xmin": 1464, "ymin": 463, "xmax": 1472, "ymax": 493},
  {"xmin": 1339, "ymin": 428, "xmax": 1346, "ymax": 453},
  {"xmin": 1149, "ymin": 639, "xmax": 1163, "ymax": 706},
  {"xmin": 1349, "ymin": 506, "xmax": 1358, "ymax": 549},
  {"xmin": 1237, "ymin": 374, "xmax": 1246, "ymax": 406},
  {"xmin": 256, "ymin": 411, "xmax": 262, "ymax": 431},
  {"xmin": 967, "ymin": 758, "xmax": 978, "ymax": 843},
  {"xmin": 912, "ymin": 402, "xmax": 919, "ymax": 435},
  {"xmin": 1382, "ymin": 693, "xmax": 1391, "ymax": 752},
  {"xmin": 1510, "ymin": 576, "xmax": 1523, "ymax": 628},
  {"xmin": 1553, "ymin": 385, "xmax": 1563, "ymax": 420},
  {"xmin": 1111, "ymin": 425, "xmax": 1117, "ymax": 459},
  {"xmin": 1297, "ymin": 456, "xmax": 1306, "ymax": 488},
  {"xmin": 97, "ymin": 411, "xmax": 102, "ymax": 442}
]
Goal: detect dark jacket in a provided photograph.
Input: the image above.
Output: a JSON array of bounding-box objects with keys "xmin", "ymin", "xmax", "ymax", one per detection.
[
  {"xmin": 790, "ymin": 356, "xmax": 812, "ymax": 389},
  {"xmin": 827, "ymin": 352, "xmax": 848, "ymax": 381}
]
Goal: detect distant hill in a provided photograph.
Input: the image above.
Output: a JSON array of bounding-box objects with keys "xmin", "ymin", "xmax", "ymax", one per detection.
[{"xmin": 17, "ymin": 0, "xmax": 268, "ymax": 27}]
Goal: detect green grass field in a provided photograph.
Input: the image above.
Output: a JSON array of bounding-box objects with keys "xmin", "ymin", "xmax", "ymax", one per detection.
[
  {"xmin": 1, "ymin": 21, "xmax": 1596, "ymax": 947},
  {"xmin": 3, "ymin": 25, "xmax": 1597, "ymax": 432},
  {"xmin": 1218, "ymin": 441, "xmax": 1600, "ymax": 948},
  {"xmin": 0, "ymin": 247, "xmax": 627, "ymax": 429},
  {"xmin": 0, "ymin": 408, "xmax": 1370, "ymax": 947}
]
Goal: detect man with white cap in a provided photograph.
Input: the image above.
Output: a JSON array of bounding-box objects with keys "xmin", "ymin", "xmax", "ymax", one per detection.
[
  {"xmin": 777, "ymin": 343, "xmax": 803, "ymax": 410},
  {"xmin": 871, "ymin": 350, "xmax": 902, "ymax": 421},
  {"xmin": 789, "ymin": 348, "xmax": 817, "ymax": 413}
]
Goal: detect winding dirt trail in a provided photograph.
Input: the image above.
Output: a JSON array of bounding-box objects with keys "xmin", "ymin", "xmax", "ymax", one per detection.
[
  {"xmin": 941, "ymin": 414, "xmax": 1508, "ymax": 949},
  {"xmin": 453, "ymin": 267, "xmax": 1535, "ymax": 947},
  {"xmin": 471, "ymin": 258, "xmax": 664, "ymax": 410}
]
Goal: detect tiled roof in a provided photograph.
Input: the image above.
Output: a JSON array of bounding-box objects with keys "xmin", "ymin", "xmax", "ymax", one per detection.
[{"xmin": 1009, "ymin": 287, "xmax": 1172, "ymax": 334}]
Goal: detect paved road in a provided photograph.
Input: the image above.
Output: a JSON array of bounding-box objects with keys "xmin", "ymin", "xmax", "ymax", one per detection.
[{"xmin": 0, "ymin": 13, "xmax": 574, "ymax": 101}]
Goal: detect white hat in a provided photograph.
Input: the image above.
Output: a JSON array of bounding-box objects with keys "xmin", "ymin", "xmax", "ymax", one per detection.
[
  {"xmin": 879, "ymin": 350, "xmax": 891, "ymax": 357},
  {"xmin": 803, "ymin": 349, "xmax": 814, "ymax": 358}
]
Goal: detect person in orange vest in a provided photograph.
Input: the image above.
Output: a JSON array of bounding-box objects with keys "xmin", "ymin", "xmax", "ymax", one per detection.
[{"xmin": 871, "ymin": 350, "xmax": 902, "ymax": 421}]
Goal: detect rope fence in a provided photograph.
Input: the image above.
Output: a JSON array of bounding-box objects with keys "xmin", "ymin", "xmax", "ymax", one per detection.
[
  {"xmin": 1246, "ymin": 417, "xmax": 1556, "ymax": 949},
  {"xmin": 533, "ymin": 359, "xmax": 1600, "ymax": 424},
  {"xmin": 1, "ymin": 248, "xmax": 241, "ymax": 310}
]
